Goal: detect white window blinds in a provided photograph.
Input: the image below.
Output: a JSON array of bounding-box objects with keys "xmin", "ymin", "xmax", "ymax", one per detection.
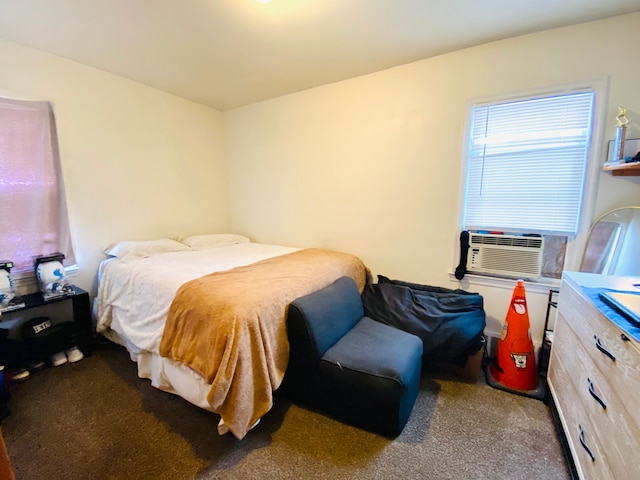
[{"xmin": 463, "ymin": 91, "xmax": 595, "ymax": 235}]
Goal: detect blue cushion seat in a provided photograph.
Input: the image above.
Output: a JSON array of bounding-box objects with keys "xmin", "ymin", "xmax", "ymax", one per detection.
[{"xmin": 285, "ymin": 276, "xmax": 422, "ymax": 437}]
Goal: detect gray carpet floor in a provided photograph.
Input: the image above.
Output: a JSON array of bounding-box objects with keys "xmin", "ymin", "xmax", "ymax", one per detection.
[{"xmin": 2, "ymin": 342, "xmax": 570, "ymax": 479}]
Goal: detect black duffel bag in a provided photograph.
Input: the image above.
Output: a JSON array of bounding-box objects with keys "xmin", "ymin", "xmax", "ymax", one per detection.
[{"xmin": 362, "ymin": 276, "xmax": 486, "ymax": 367}]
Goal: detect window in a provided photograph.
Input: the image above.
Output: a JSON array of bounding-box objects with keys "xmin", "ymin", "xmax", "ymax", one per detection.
[
  {"xmin": 458, "ymin": 82, "xmax": 609, "ymax": 280},
  {"xmin": 0, "ymin": 97, "xmax": 75, "ymax": 276},
  {"xmin": 462, "ymin": 90, "xmax": 595, "ymax": 236}
]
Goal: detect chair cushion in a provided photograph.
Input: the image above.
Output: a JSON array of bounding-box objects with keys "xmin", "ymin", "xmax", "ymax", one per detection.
[
  {"xmin": 287, "ymin": 276, "xmax": 364, "ymax": 363},
  {"xmin": 319, "ymin": 317, "xmax": 422, "ymax": 389},
  {"xmin": 316, "ymin": 317, "xmax": 423, "ymax": 436}
]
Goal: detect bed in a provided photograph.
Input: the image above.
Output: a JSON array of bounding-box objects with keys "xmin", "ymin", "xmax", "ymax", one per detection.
[{"xmin": 95, "ymin": 234, "xmax": 368, "ymax": 439}]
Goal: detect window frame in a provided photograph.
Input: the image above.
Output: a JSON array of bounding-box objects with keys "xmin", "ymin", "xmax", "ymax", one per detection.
[{"xmin": 455, "ymin": 78, "xmax": 609, "ymax": 281}]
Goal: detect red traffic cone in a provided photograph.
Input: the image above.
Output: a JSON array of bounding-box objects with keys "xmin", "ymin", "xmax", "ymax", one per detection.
[{"xmin": 489, "ymin": 280, "xmax": 539, "ymax": 391}]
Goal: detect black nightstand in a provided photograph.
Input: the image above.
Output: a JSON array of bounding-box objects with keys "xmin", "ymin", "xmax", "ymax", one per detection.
[{"xmin": 2, "ymin": 286, "xmax": 93, "ymax": 357}]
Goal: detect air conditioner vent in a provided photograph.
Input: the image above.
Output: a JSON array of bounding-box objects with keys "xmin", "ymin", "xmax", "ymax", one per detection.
[
  {"xmin": 467, "ymin": 233, "xmax": 544, "ymax": 278},
  {"xmin": 469, "ymin": 234, "xmax": 543, "ymax": 249}
]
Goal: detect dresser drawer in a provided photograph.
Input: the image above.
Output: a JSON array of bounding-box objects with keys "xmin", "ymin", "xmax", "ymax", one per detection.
[
  {"xmin": 554, "ymin": 310, "xmax": 640, "ymax": 437},
  {"xmin": 548, "ymin": 353, "xmax": 616, "ymax": 480},
  {"xmin": 557, "ymin": 282, "xmax": 640, "ymax": 417},
  {"xmin": 551, "ymin": 317, "xmax": 640, "ymax": 479}
]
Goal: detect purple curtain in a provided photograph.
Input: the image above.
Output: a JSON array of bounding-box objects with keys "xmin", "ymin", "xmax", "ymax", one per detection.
[{"xmin": 0, "ymin": 97, "xmax": 75, "ymax": 274}]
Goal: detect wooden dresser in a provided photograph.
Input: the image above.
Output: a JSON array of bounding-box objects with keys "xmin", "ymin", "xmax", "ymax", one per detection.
[{"xmin": 548, "ymin": 271, "xmax": 640, "ymax": 479}]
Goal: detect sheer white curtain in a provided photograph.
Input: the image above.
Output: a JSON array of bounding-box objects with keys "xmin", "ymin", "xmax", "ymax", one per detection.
[{"xmin": 0, "ymin": 97, "xmax": 75, "ymax": 275}]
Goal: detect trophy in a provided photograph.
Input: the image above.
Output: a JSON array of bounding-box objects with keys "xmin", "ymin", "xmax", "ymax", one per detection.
[{"xmin": 613, "ymin": 106, "xmax": 629, "ymax": 162}]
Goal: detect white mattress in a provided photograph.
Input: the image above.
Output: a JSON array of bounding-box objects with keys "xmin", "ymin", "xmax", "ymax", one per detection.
[{"xmin": 95, "ymin": 242, "xmax": 299, "ymax": 425}]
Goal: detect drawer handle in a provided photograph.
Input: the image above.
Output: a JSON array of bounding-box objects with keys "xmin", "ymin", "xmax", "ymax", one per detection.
[
  {"xmin": 594, "ymin": 335, "xmax": 616, "ymax": 361},
  {"xmin": 587, "ymin": 378, "xmax": 607, "ymax": 410},
  {"xmin": 579, "ymin": 425, "xmax": 595, "ymax": 462}
]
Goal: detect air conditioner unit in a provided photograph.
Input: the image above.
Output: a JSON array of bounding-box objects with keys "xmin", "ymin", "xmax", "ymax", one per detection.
[{"xmin": 467, "ymin": 233, "xmax": 544, "ymax": 278}]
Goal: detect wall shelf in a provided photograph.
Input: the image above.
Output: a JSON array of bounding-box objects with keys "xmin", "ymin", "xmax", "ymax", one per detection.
[{"xmin": 602, "ymin": 162, "xmax": 640, "ymax": 176}]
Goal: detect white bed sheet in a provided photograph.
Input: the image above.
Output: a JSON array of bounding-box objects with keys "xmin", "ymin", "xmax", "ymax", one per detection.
[
  {"xmin": 96, "ymin": 242, "xmax": 300, "ymax": 431},
  {"xmin": 96, "ymin": 242, "xmax": 299, "ymax": 355}
]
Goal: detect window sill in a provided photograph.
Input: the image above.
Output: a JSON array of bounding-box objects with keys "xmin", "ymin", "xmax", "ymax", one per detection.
[{"xmin": 448, "ymin": 270, "xmax": 561, "ymax": 294}]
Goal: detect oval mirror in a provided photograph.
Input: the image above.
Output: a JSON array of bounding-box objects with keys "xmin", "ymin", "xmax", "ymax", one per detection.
[{"xmin": 580, "ymin": 206, "xmax": 640, "ymax": 276}]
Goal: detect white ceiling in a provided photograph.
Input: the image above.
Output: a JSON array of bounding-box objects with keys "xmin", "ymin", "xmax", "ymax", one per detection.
[{"xmin": 1, "ymin": 0, "xmax": 639, "ymax": 111}]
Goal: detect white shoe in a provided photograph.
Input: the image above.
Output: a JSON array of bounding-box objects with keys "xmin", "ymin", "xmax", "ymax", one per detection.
[
  {"xmin": 66, "ymin": 346, "xmax": 84, "ymax": 363},
  {"xmin": 27, "ymin": 359, "xmax": 47, "ymax": 372},
  {"xmin": 51, "ymin": 351, "xmax": 68, "ymax": 367},
  {"xmin": 9, "ymin": 367, "xmax": 30, "ymax": 383}
]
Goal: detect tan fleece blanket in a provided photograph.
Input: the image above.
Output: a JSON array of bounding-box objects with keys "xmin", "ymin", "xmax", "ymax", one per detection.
[{"xmin": 159, "ymin": 248, "xmax": 368, "ymax": 439}]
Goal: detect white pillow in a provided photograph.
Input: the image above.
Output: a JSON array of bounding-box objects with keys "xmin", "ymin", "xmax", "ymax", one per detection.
[
  {"xmin": 181, "ymin": 233, "xmax": 250, "ymax": 250},
  {"xmin": 103, "ymin": 238, "xmax": 191, "ymax": 261}
]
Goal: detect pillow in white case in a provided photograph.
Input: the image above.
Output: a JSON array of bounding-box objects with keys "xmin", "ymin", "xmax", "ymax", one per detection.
[
  {"xmin": 103, "ymin": 238, "xmax": 191, "ymax": 261},
  {"xmin": 181, "ymin": 233, "xmax": 250, "ymax": 250}
]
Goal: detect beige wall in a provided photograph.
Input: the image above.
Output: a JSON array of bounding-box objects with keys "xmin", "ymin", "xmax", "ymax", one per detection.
[
  {"xmin": 224, "ymin": 13, "xmax": 640, "ymax": 343},
  {"xmin": 0, "ymin": 38, "xmax": 229, "ymax": 295},
  {"xmin": 2, "ymin": 14, "xmax": 639, "ymax": 347}
]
